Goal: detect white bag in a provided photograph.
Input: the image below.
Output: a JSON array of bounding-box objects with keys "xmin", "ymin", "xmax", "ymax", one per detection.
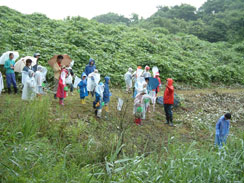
[
  {"xmin": 66, "ymin": 74, "xmax": 73, "ymax": 85},
  {"xmin": 117, "ymin": 98, "xmax": 124, "ymax": 111},
  {"xmin": 74, "ymin": 76, "xmax": 81, "ymax": 88}
]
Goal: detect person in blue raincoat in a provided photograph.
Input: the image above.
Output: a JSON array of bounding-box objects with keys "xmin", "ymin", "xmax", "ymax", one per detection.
[
  {"xmin": 93, "ymin": 82, "xmax": 104, "ymax": 118},
  {"xmin": 215, "ymin": 113, "xmax": 231, "ymax": 148},
  {"xmin": 84, "ymin": 58, "xmax": 96, "ymax": 77},
  {"xmin": 103, "ymin": 76, "xmax": 112, "ymax": 113},
  {"xmin": 78, "ymin": 72, "xmax": 88, "ymax": 104}
]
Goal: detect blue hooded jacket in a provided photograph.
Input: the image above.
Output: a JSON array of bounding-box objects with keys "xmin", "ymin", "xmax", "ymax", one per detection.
[
  {"xmin": 84, "ymin": 58, "xmax": 96, "ymax": 76},
  {"xmin": 103, "ymin": 76, "xmax": 111, "ymax": 104},
  {"xmin": 215, "ymin": 115, "xmax": 230, "ymax": 147},
  {"xmin": 78, "ymin": 73, "xmax": 88, "ymax": 99}
]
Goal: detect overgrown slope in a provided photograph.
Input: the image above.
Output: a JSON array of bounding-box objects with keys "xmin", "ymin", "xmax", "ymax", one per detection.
[{"xmin": 0, "ymin": 6, "xmax": 244, "ymax": 86}]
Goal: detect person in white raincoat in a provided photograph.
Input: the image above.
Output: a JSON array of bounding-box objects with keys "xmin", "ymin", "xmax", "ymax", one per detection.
[
  {"xmin": 124, "ymin": 68, "xmax": 133, "ymax": 92},
  {"xmin": 35, "ymin": 65, "xmax": 45, "ymax": 97},
  {"xmin": 22, "ymin": 70, "xmax": 36, "ymax": 100},
  {"xmin": 133, "ymin": 88, "xmax": 147, "ymax": 125},
  {"xmin": 142, "ymin": 66, "xmax": 151, "ymax": 78},
  {"xmin": 93, "ymin": 82, "xmax": 104, "ymax": 118},
  {"xmin": 0, "ymin": 72, "xmax": 4, "ymax": 95},
  {"xmin": 87, "ymin": 69, "xmax": 100, "ymax": 97}
]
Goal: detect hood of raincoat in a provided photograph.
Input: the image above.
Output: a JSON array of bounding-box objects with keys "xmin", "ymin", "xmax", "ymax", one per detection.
[
  {"xmin": 105, "ymin": 76, "xmax": 110, "ymax": 84},
  {"xmin": 28, "ymin": 70, "xmax": 34, "ymax": 78},
  {"xmin": 81, "ymin": 72, "xmax": 87, "ymax": 79},
  {"xmin": 128, "ymin": 68, "xmax": 133, "ymax": 72},
  {"xmin": 37, "ymin": 65, "xmax": 43, "ymax": 72},
  {"xmin": 167, "ymin": 78, "xmax": 173, "ymax": 87},
  {"xmin": 89, "ymin": 58, "xmax": 95, "ymax": 65}
]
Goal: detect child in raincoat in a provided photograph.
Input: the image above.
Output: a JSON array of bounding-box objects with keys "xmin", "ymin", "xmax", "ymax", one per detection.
[
  {"xmin": 22, "ymin": 70, "xmax": 36, "ymax": 100},
  {"xmin": 56, "ymin": 68, "xmax": 68, "ymax": 106},
  {"xmin": 133, "ymin": 88, "xmax": 147, "ymax": 125},
  {"xmin": 142, "ymin": 66, "xmax": 151, "ymax": 79},
  {"xmin": 0, "ymin": 72, "xmax": 4, "ymax": 95},
  {"xmin": 154, "ymin": 72, "xmax": 161, "ymax": 95},
  {"xmin": 215, "ymin": 113, "xmax": 231, "ymax": 148},
  {"xmin": 78, "ymin": 72, "xmax": 88, "ymax": 104},
  {"xmin": 65, "ymin": 61, "xmax": 74, "ymax": 95},
  {"xmin": 93, "ymin": 82, "xmax": 104, "ymax": 118},
  {"xmin": 103, "ymin": 76, "xmax": 111, "ymax": 114},
  {"xmin": 35, "ymin": 65, "xmax": 45, "ymax": 98},
  {"xmin": 124, "ymin": 68, "xmax": 133, "ymax": 93},
  {"xmin": 87, "ymin": 69, "xmax": 100, "ymax": 97},
  {"xmin": 164, "ymin": 78, "xmax": 175, "ymax": 127}
]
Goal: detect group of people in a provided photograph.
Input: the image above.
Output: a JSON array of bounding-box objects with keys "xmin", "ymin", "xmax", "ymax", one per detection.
[
  {"xmin": 124, "ymin": 66, "xmax": 174, "ymax": 126},
  {"xmin": 0, "ymin": 52, "xmax": 46, "ymax": 100},
  {"xmin": 51, "ymin": 56, "xmax": 111, "ymax": 118},
  {"xmin": 0, "ymin": 52, "xmax": 231, "ymax": 148}
]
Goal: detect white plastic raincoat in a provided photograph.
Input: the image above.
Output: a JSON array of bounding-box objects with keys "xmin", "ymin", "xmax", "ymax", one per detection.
[
  {"xmin": 22, "ymin": 70, "xmax": 36, "ymax": 100},
  {"xmin": 0, "ymin": 72, "xmax": 4, "ymax": 94},
  {"xmin": 87, "ymin": 70, "xmax": 100, "ymax": 92}
]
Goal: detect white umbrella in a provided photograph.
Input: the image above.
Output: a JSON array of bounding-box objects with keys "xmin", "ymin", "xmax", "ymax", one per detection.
[
  {"xmin": 14, "ymin": 56, "xmax": 37, "ymax": 73},
  {"xmin": 152, "ymin": 66, "xmax": 159, "ymax": 77},
  {"xmin": 0, "ymin": 51, "xmax": 19, "ymax": 65}
]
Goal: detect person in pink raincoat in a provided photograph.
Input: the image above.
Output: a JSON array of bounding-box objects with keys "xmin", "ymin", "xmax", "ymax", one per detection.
[{"xmin": 56, "ymin": 67, "xmax": 68, "ymax": 105}]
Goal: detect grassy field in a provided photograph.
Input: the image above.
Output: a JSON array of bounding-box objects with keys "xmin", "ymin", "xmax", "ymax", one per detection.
[{"xmin": 0, "ymin": 87, "xmax": 244, "ymax": 182}]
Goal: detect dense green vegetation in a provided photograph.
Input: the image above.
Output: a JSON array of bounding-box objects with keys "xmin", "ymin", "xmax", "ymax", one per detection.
[
  {"xmin": 94, "ymin": 0, "xmax": 244, "ymax": 43},
  {"xmin": 1, "ymin": 5, "xmax": 244, "ymax": 86}
]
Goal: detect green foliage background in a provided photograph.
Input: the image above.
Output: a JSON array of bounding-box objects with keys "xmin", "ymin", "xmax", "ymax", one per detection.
[{"xmin": 0, "ymin": 1, "xmax": 244, "ymax": 86}]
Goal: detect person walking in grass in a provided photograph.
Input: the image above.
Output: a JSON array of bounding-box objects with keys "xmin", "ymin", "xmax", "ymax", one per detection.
[
  {"xmin": 164, "ymin": 78, "xmax": 175, "ymax": 127},
  {"xmin": 78, "ymin": 72, "xmax": 88, "ymax": 104},
  {"xmin": 4, "ymin": 53, "xmax": 18, "ymax": 94},
  {"xmin": 215, "ymin": 113, "xmax": 231, "ymax": 148}
]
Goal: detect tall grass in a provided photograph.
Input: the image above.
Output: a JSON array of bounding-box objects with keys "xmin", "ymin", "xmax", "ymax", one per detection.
[{"xmin": 0, "ymin": 95, "xmax": 243, "ymax": 182}]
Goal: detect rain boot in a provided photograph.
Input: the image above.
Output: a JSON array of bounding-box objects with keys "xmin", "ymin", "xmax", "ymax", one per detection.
[
  {"xmin": 169, "ymin": 121, "xmax": 175, "ymax": 127},
  {"xmin": 80, "ymin": 99, "xmax": 84, "ymax": 104},
  {"xmin": 59, "ymin": 99, "xmax": 64, "ymax": 106},
  {"xmin": 83, "ymin": 99, "xmax": 86, "ymax": 104},
  {"xmin": 14, "ymin": 87, "xmax": 18, "ymax": 94},
  {"xmin": 105, "ymin": 105, "xmax": 109, "ymax": 113},
  {"xmin": 8, "ymin": 88, "xmax": 11, "ymax": 94},
  {"xmin": 54, "ymin": 94, "xmax": 57, "ymax": 99}
]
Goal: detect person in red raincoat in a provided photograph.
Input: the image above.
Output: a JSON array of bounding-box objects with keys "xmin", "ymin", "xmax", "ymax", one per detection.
[
  {"xmin": 163, "ymin": 78, "xmax": 175, "ymax": 127},
  {"xmin": 154, "ymin": 72, "xmax": 161, "ymax": 95},
  {"xmin": 57, "ymin": 68, "xmax": 68, "ymax": 105}
]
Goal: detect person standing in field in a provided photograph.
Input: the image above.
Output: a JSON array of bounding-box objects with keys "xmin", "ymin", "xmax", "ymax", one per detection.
[
  {"xmin": 124, "ymin": 68, "xmax": 133, "ymax": 93},
  {"xmin": 215, "ymin": 113, "xmax": 231, "ymax": 148},
  {"xmin": 78, "ymin": 72, "xmax": 88, "ymax": 104},
  {"xmin": 52, "ymin": 55, "xmax": 63, "ymax": 99},
  {"xmin": 4, "ymin": 53, "xmax": 18, "ymax": 94},
  {"xmin": 163, "ymin": 78, "xmax": 175, "ymax": 127},
  {"xmin": 56, "ymin": 67, "xmax": 68, "ymax": 105}
]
